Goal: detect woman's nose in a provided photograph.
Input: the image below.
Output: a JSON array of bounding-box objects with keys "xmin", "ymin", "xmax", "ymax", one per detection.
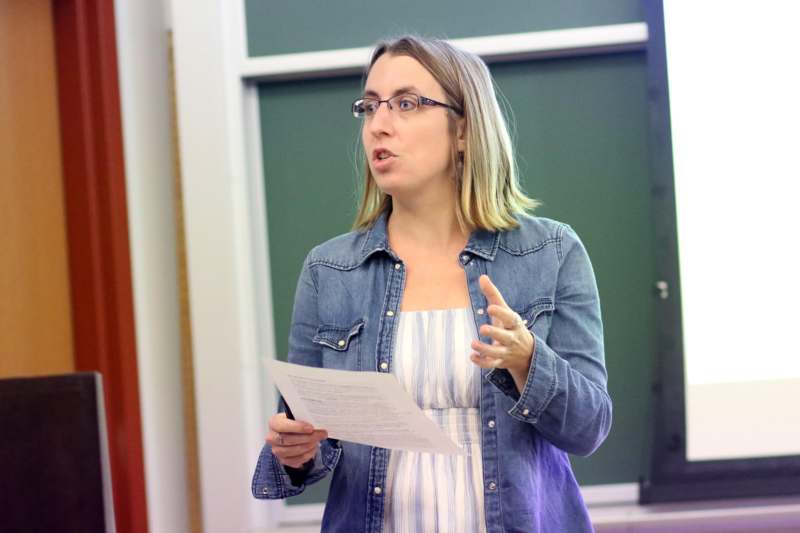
[{"xmin": 367, "ymin": 103, "xmax": 394, "ymax": 136}]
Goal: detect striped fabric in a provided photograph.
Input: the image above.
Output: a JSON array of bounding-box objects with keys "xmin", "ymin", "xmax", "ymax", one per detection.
[{"xmin": 382, "ymin": 308, "xmax": 486, "ymax": 533}]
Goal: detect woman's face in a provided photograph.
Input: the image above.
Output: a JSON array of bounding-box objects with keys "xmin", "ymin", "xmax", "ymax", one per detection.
[{"xmin": 361, "ymin": 54, "xmax": 463, "ymax": 200}]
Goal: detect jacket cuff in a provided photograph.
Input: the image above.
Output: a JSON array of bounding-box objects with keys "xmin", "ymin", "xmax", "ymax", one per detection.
[
  {"xmin": 251, "ymin": 439, "xmax": 342, "ymax": 499},
  {"xmin": 486, "ymin": 333, "xmax": 558, "ymax": 424}
]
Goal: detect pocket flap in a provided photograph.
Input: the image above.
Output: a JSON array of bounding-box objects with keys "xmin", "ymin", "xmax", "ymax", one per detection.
[
  {"xmin": 313, "ymin": 320, "xmax": 364, "ymax": 351},
  {"xmin": 516, "ymin": 298, "xmax": 555, "ymax": 328}
]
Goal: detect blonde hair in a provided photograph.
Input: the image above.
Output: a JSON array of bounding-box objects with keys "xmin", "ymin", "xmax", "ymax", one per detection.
[{"xmin": 352, "ymin": 35, "xmax": 539, "ymax": 232}]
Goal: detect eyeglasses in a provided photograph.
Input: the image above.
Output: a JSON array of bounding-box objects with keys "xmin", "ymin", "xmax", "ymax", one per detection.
[{"xmin": 351, "ymin": 93, "xmax": 462, "ymax": 118}]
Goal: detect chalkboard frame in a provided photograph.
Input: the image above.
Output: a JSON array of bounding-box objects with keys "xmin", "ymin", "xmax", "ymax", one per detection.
[{"xmin": 640, "ymin": 0, "xmax": 800, "ymax": 504}]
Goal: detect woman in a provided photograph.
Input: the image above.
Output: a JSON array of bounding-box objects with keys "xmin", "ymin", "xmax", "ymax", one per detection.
[{"xmin": 252, "ymin": 35, "xmax": 611, "ymax": 533}]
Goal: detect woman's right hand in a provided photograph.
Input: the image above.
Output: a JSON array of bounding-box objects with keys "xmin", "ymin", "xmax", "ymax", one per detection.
[{"xmin": 266, "ymin": 413, "xmax": 328, "ymax": 469}]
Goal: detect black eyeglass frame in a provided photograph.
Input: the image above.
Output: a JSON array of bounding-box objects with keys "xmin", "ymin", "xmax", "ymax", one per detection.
[{"xmin": 351, "ymin": 93, "xmax": 463, "ymax": 118}]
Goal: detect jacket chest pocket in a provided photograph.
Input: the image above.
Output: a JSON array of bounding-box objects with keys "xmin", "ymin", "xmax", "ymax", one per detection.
[
  {"xmin": 312, "ymin": 319, "xmax": 364, "ymax": 371},
  {"xmin": 515, "ymin": 298, "xmax": 555, "ymax": 339}
]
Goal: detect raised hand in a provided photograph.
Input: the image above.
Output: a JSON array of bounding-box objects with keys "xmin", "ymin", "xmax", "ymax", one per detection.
[{"xmin": 470, "ymin": 274, "xmax": 535, "ymax": 392}]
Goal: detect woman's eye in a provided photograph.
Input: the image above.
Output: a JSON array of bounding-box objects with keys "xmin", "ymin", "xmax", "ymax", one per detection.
[
  {"xmin": 364, "ymin": 101, "xmax": 379, "ymax": 114},
  {"xmin": 397, "ymin": 97, "xmax": 416, "ymax": 111}
]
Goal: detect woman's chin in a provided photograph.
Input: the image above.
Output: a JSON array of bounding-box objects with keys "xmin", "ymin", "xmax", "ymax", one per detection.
[{"xmin": 373, "ymin": 176, "xmax": 411, "ymax": 197}]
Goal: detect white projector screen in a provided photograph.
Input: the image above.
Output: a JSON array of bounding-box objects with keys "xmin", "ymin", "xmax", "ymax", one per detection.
[{"xmin": 664, "ymin": 1, "xmax": 800, "ymax": 461}]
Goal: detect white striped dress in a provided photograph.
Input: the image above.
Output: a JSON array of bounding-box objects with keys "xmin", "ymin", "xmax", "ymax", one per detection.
[{"xmin": 382, "ymin": 308, "xmax": 486, "ymax": 533}]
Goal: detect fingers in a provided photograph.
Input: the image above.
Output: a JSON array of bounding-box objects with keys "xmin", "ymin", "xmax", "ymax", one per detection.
[
  {"xmin": 278, "ymin": 442, "xmax": 320, "ymax": 468},
  {"xmin": 470, "ymin": 332, "xmax": 509, "ymax": 368},
  {"xmin": 471, "ymin": 339, "xmax": 509, "ymax": 360},
  {"xmin": 267, "ymin": 428, "xmax": 328, "ymax": 448},
  {"xmin": 284, "ymin": 452, "xmax": 317, "ymax": 469},
  {"xmin": 478, "ymin": 278, "xmax": 524, "ymax": 332},
  {"xmin": 470, "ymin": 351, "xmax": 505, "ymax": 369},
  {"xmin": 268, "ymin": 412, "xmax": 314, "ymax": 434},
  {"xmin": 266, "ymin": 413, "xmax": 329, "ymax": 466},
  {"xmin": 486, "ymin": 305, "xmax": 524, "ymax": 330},
  {"xmin": 479, "ymin": 275, "xmax": 508, "ymax": 308},
  {"xmin": 478, "ymin": 323, "xmax": 516, "ymax": 345},
  {"xmin": 269, "ymin": 436, "xmax": 317, "ymax": 454},
  {"xmin": 471, "ymin": 315, "xmax": 535, "ymax": 373},
  {"xmin": 268, "ymin": 428, "xmax": 328, "ymax": 468}
]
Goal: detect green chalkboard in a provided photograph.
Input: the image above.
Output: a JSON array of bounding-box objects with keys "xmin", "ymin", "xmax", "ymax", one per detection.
[{"xmin": 258, "ymin": 50, "xmax": 656, "ymax": 505}]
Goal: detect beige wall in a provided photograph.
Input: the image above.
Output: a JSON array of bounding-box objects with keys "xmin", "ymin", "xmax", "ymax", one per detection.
[{"xmin": 0, "ymin": 0, "xmax": 74, "ymax": 377}]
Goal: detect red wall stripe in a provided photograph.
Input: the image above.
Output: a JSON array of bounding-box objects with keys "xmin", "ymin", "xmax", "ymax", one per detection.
[{"xmin": 52, "ymin": 1, "xmax": 149, "ymax": 531}]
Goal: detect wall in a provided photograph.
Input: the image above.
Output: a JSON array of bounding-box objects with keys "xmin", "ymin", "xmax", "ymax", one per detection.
[{"xmin": 114, "ymin": 0, "xmax": 190, "ymax": 531}]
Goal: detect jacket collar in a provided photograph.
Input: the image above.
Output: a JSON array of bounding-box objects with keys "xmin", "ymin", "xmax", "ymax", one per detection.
[
  {"xmin": 464, "ymin": 225, "xmax": 500, "ymax": 261},
  {"xmin": 361, "ymin": 210, "xmax": 500, "ymax": 262},
  {"xmin": 360, "ymin": 210, "xmax": 394, "ymax": 261}
]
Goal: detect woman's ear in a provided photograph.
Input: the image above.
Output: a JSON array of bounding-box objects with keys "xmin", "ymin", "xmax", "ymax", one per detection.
[{"xmin": 456, "ymin": 116, "xmax": 466, "ymax": 152}]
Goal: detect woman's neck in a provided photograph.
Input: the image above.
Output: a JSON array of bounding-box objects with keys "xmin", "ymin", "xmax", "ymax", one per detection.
[{"xmin": 387, "ymin": 190, "xmax": 469, "ymax": 253}]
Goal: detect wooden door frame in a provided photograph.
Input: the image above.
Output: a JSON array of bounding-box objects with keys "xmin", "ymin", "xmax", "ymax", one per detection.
[{"xmin": 52, "ymin": 1, "xmax": 148, "ymax": 532}]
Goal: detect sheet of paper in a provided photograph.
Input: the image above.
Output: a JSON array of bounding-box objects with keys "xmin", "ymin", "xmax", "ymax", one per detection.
[{"xmin": 265, "ymin": 359, "xmax": 464, "ymax": 455}]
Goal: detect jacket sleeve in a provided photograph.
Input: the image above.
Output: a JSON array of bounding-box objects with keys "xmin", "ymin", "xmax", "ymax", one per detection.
[
  {"xmin": 251, "ymin": 251, "xmax": 343, "ymax": 500},
  {"xmin": 486, "ymin": 224, "xmax": 612, "ymax": 456}
]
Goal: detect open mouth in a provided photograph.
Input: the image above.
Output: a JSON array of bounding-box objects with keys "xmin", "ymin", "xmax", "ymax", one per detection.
[{"xmin": 372, "ymin": 148, "xmax": 396, "ymax": 162}]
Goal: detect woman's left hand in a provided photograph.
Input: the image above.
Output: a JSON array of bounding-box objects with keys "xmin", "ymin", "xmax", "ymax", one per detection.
[{"xmin": 470, "ymin": 274, "xmax": 535, "ymax": 393}]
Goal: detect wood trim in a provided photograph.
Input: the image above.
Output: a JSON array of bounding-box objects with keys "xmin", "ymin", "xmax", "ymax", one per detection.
[
  {"xmin": 52, "ymin": 1, "xmax": 148, "ymax": 532},
  {"xmin": 168, "ymin": 31, "xmax": 204, "ymax": 533},
  {"xmin": 0, "ymin": 0, "xmax": 75, "ymax": 379}
]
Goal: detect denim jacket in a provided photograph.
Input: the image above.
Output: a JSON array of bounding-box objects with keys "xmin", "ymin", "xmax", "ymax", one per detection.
[{"xmin": 252, "ymin": 211, "xmax": 611, "ymax": 532}]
